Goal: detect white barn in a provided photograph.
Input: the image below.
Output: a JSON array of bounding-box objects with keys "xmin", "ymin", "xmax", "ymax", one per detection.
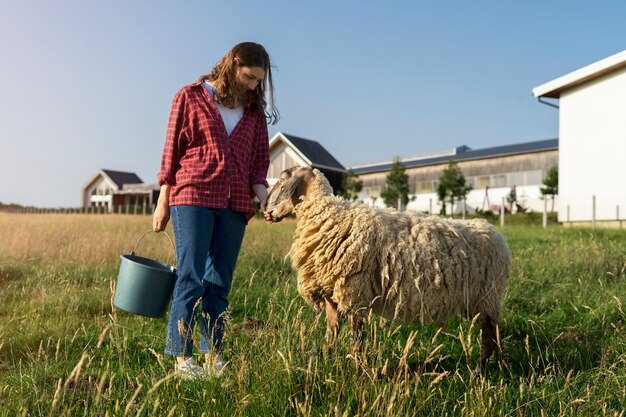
[
  {"xmin": 350, "ymin": 139, "xmax": 558, "ymax": 214},
  {"xmin": 533, "ymin": 50, "xmax": 626, "ymax": 226},
  {"xmin": 268, "ymin": 132, "xmax": 346, "ymax": 192},
  {"xmin": 83, "ymin": 169, "xmax": 159, "ymax": 213}
]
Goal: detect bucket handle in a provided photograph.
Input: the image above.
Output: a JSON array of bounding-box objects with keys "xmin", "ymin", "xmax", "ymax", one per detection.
[{"xmin": 131, "ymin": 230, "xmax": 177, "ymax": 266}]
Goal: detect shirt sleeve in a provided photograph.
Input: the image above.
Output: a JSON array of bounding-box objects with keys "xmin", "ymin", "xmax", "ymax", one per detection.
[
  {"xmin": 249, "ymin": 115, "xmax": 270, "ymax": 190},
  {"xmin": 157, "ymin": 89, "xmax": 188, "ymax": 186}
]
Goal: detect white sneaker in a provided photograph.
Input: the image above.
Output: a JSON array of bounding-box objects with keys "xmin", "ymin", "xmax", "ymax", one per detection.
[
  {"xmin": 204, "ymin": 354, "xmax": 229, "ymax": 377},
  {"xmin": 175, "ymin": 357, "xmax": 205, "ymax": 380}
]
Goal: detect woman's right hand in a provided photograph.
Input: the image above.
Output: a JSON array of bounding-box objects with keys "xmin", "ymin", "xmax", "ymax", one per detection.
[
  {"xmin": 153, "ymin": 203, "xmax": 170, "ymax": 232},
  {"xmin": 153, "ymin": 184, "xmax": 171, "ymax": 232}
]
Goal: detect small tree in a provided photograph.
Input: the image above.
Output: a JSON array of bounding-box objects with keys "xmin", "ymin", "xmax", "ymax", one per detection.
[
  {"xmin": 437, "ymin": 160, "xmax": 472, "ymax": 216},
  {"xmin": 541, "ymin": 166, "xmax": 558, "ymax": 212},
  {"xmin": 507, "ymin": 186, "xmax": 527, "ymax": 213},
  {"xmin": 338, "ymin": 169, "xmax": 363, "ymax": 201},
  {"xmin": 506, "ymin": 185, "xmax": 518, "ymax": 213},
  {"xmin": 381, "ymin": 158, "xmax": 410, "ymax": 209}
]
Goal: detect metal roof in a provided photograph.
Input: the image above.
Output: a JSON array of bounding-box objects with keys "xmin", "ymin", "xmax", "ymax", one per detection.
[
  {"xmin": 350, "ymin": 138, "xmax": 558, "ymax": 175},
  {"xmin": 271, "ymin": 132, "xmax": 345, "ymax": 171},
  {"xmin": 102, "ymin": 169, "xmax": 143, "ymax": 188}
]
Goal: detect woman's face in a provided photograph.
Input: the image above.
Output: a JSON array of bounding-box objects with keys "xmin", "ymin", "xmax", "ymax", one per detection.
[{"xmin": 235, "ymin": 65, "xmax": 265, "ymax": 90}]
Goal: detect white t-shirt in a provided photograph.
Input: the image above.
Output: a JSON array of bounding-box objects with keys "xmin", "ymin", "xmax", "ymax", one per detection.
[{"xmin": 203, "ymin": 81, "xmax": 244, "ymax": 136}]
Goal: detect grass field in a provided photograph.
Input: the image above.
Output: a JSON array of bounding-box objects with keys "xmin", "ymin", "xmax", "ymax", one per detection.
[{"xmin": 0, "ymin": 212, "xmax": 625, "ymax": 416}]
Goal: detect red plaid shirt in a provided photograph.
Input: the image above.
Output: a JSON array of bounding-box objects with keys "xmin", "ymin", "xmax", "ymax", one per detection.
[{"xmin": 158, "ymin": 82, "xmax": 270, "ymax": 217}]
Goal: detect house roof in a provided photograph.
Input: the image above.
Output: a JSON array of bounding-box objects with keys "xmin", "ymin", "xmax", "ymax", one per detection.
[
  {"xmin": 270, "ymin": 132, "xmax": 345, "ymax": 172},
  {"xmin": 101, "ymin": 169, "xmax": 143, "ymax": 188},
  {"xmin": 349, "ymin": 139, "xmax": 558, "ymax": 175},
  {"xmin": 533, "ymin": 50, "xmax": 626, "ymax": 98}
]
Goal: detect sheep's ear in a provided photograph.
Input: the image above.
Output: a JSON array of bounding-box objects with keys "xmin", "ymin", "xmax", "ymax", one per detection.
[
  {"xmin": 278, "ymin": 168, "xmax": 294, "ymax": 182},
  {"xmin": 283, "ymin": 174, "xmax": 305, "ymax": 201},
  {"xmin": 267, "ymin": 169, "xmax": 304, "ymax": 209}
]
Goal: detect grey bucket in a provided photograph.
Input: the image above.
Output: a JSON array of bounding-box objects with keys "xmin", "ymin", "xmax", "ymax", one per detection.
[{"xmin": 114, "ymin": 231, "xmax": 177, "ymax": 318}]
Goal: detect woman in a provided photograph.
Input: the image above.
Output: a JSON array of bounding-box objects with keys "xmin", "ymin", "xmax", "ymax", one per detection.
[{"xmin": 153, "ymin": 42, "xmax": 278, "ymax": 379}]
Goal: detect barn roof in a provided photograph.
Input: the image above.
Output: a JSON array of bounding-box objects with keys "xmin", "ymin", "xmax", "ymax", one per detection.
[
  {"xmin": 349, "ymin": 139, "xmax": 558, "ymax": 175},
  {"xmin": 270, "ymin": 132, "xmax": 345, "ymax": 172},
  {"xmin": 101, "ymin": 169, "xmax": 143, "ymax": 188}
]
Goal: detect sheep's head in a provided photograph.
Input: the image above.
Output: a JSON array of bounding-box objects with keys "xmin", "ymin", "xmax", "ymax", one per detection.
[{"xmin": 265, "ymin": 166, "xmax": 317, "ymax": 222}]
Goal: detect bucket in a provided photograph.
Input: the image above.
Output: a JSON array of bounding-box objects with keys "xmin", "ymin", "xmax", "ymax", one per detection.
[{"xmin": 114, "ymin": 231, "xmax": 177, "ymax": 318}]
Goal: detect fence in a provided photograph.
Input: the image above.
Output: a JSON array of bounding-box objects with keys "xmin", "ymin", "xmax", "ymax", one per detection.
[
  {"xmin": 0, "ymin": 204, "xmax": 157, "ymax": 215},
  {"xmin": 560, "ymin": 194, "xmax": 626, "ymax": 230},
  {"xmin": 3, "ymin": 195, "xmax": 624, "ymax": 230},
  {"xmin": 374, "ymin": 194, "xmax": 624, "ymax": 230}
]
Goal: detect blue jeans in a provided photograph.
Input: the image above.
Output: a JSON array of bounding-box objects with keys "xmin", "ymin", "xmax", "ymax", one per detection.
[{"xmin": 164, "ymin": 205, "xmax": 246, "ymax": 356}]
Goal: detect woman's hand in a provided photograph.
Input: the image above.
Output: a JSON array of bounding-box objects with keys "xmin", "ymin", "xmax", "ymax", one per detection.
[
  {"xmin": 153, "ymin": 184, "xmax": 171, "ymax": 232},
  {"xmin": 153, "ymin": 203, "xmax": 170, "ymax": 232},
  {"xmin": 252, "ymin": 183, "xmax": 273, "ymax": 222}
]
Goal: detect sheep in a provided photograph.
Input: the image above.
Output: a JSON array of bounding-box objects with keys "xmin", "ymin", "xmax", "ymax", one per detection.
[{"xmin": 264, "ymin": 166, "xmax": 512, "ymax": 369}]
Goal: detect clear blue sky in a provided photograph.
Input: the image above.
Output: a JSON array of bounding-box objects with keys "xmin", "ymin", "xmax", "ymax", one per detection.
[{"xmin": 1, "ymin": 0, "xmax": 624, "ymax": 207}]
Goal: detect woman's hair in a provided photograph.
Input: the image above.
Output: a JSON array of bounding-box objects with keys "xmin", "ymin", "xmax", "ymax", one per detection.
[{"xmin": 198, "ymin": 42, "xmax": 279, "ymax": 125}]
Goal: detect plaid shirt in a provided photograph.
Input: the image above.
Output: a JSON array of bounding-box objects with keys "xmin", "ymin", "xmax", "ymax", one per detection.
[{"xmin": 158, "ymin": 82, "xmax": 270, "ymax": 217}]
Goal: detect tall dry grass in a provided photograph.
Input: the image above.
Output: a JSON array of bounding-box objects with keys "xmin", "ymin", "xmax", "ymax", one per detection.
[
  {"xmin": 0, "ymin": 213, "xmax": 177, "ymax": 267},
  {"xmin": 0, "ymin": 213, "xmax": 625, "ymax": 416}
]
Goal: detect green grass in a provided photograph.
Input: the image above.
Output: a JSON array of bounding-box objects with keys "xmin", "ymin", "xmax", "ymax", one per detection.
[{"xmin": 0, "ymin": 213, "xmax": 625, "ymax": 416}]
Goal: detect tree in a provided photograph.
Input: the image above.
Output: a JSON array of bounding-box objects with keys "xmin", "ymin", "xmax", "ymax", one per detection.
[
  {"xmin": 506, "ymin": 186, "xmax": 517, "ymax": 211},
  {"xmin": 541, "ymin": 166, "xmax": 558, "ymax": 212},
  {"xmin": 506, "ymin": 185, "xmax": 527, "ymax": 213},
  {"xmin": 337, "ymin": 169, "xmax": 363, "ymax": 201},
  {"xmin": 381, "ymin": 158, "xmax": 410, "ymax": 209},
  {"xmin": 437, "ymin": 160, "xmax": 472, "ymax": 216}
]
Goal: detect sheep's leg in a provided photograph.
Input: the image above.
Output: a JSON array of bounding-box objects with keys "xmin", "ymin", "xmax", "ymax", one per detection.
[
  {"xmin": 324, "ymin": 298, "xmax": 340, "ymax": 345},
  {"xmin": 478, "ymin": 314, "xmax": 499, "ymax": 371},
  {"xmin": 349, "ymin": 314, "xmax": 364, "ymax": 346},
  {"xmin": 350, "ymin": 314, "xmax": 363, "ymax": 337}
]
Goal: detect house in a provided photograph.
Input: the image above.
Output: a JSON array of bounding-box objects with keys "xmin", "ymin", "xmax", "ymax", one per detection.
[
  {"xmin": 86, "ymin": 130, "xmax": 560, "ymax": 216},
  {"xmin": 533, "ymin": 50, "xmax": 626, "ymax": 226},
  {"xmin": 268, "ymin": 132, "xmax": 346, "ymax": 192},
  {"xmin": 350, "ymin": 139, "xmax": 558, "ymax": 213},
  {"xmin": 83, "ymin": 169, "xmax": 160, "ymax": 213}
]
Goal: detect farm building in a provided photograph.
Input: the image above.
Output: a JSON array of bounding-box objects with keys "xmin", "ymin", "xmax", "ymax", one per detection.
[
  {"xmin": 85, "ymin": 132, "xmax": 559, "ymax": 216},
  {"xmin": 268, "ymin": 132, "xmax": 346, "ymax": 192},
  {"xmin": 533, "ymin": 49, "xmax": 626, "ymax": 226},
  {"xmin": 349, "ymin": 139, "xmax": 558, "ymax": 214},
  {"xmin": 83, "ymin": 169, "xmax": 159, "ymax": 213}
]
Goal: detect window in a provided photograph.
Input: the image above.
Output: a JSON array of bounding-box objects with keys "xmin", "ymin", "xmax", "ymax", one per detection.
[
  {"xmin": 365, "ymin": 186, "xmax": 381, "ymax": 199},
  {"xmin": 493, "ymin": 175, "xmax": 507, "ymax": 187},
  {"xmin": 526, "ymin": 170, "xmax": 542, "ymax": 185},
  {"xmin": 509, "ymin": 172, "xmax": 524, "ymax": 187},
  {"xmin": 475, "ymin": 176, "xmax": 490, "ymax": 189},
  {"xmin": 416, "ymin": 181, "xmax": 433, "ymax": 194}
]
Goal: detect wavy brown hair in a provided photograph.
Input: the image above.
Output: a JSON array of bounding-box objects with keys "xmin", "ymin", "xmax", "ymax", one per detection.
[{"xmin": 198, "ymin": 42, "xmax": 279, "ymax": 125}]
